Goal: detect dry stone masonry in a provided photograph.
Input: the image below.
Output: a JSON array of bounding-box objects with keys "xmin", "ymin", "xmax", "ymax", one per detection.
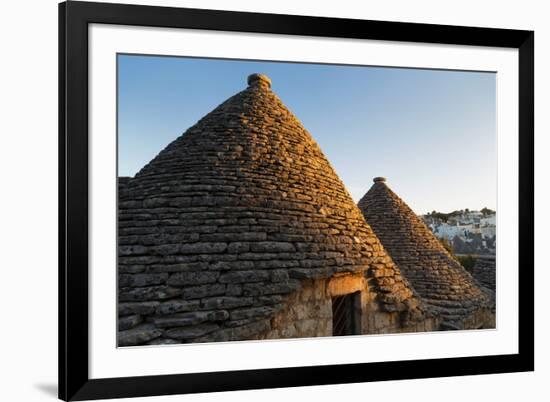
[
  {"xmin": 471, "ymin": 256, "xmax": 496, "ymax": 292},
  {"xmin": 117, "ymin": 74, "xmax": 431, "ymax": 346},
  {"xmin": 357, "ymin": 178, "xmax": 495, "ymax": 330}
]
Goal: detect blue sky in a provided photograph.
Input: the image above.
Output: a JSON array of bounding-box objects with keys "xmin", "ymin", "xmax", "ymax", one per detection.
[{"xmin": 118, "ymin": 54, "xmax": 496, "ymax": 215}]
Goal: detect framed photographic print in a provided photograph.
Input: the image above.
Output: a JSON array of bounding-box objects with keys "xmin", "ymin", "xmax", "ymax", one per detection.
[{"xmin": 59, "ymin": 1, "xmax": 534, "ymax": 400}]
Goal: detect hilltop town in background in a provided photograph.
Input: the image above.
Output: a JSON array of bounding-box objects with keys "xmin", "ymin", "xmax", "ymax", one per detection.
[{"xmin": 421, "ymin": 208, "xmax": 496, "ymax": 256}]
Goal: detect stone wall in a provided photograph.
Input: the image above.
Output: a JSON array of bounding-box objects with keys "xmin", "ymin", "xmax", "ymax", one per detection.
[
  {"xmin": 255, "ymin": 274, "xmax": 437, "ymax": 340},
  {"xmin": 459, "ymin": 307, "xmax": 495, "ymax": 330},
  {"xmin": 471, "ymin": 256, "xmax": 496, "ymax": 292},
  {"xmin": 118, "ymin": 272, "xmax": 438, "ymax": 346},
  {"xmin": 259, "ymin": 279, "xmax": 332, "ymax": 339}
]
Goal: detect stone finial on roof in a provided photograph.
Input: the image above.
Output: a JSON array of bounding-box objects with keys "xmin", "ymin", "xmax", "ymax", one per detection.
[
  {"xmin": 373, "ymin": 177, "xmax": 386, "ymax": 183},
  {"xmin": 247, "ymin": 73, "xmax": 272, "ymax": 89}
]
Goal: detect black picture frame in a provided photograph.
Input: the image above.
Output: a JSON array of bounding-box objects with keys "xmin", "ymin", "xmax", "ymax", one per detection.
[{"xmin": 59, "ymin": 1, "xmax": 534, "ymax": 400}]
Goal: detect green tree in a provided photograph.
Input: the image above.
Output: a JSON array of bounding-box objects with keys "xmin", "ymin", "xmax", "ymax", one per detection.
[
  {"xmin": 457, "ymin": 255, "xmax": 477, "ymax": 274},
  {"xmin": 480, "ymin": 207, "xmax": 495, "ymax": 216}
]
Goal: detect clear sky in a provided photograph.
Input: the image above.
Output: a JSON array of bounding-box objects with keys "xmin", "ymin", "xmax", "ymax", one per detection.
[{"xmin": 118, "ymin": 54, "xmax": 496, "ymax": 215}]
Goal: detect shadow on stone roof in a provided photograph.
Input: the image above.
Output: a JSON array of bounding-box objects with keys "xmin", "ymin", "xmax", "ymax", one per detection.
[{"xmin": 117, "ymin": 74, "xmax": 431, "ymax": 346}]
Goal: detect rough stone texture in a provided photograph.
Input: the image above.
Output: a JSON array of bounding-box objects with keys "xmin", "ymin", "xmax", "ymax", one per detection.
[
  {"xmin": 117, "ymin": 74, "xmax": 427, "ymax": 346},
  {"xmin": 260, "ymin": 279, "xmax": 332, "ymax": 340},
  {"xmin": 118, "ymin": 176, "xmax": 131, "ymax": 193},
  {"xmin": 357, "ymin": 178, "xmax": 495, "ymax": 330},
  {"xmin": 471, "ymin": 256, "xmax": 496, "ymax": 292},
  {"xmin": 119, "ymin": 301, "xmax": 160, "ymax": 316},
  {"xmin": 118, "ymin": 314, "xmax": 143, "ymax": 331},
  {"xmin": 258, "ymin": 277, "xmax": 437, "ymax": 340},
  {"xmin": 118, "ymin": 324, "xmax": 162, "ymax": 346}
]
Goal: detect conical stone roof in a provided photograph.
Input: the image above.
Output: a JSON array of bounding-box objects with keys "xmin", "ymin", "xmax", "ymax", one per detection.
[
  {"xmin": 118, "ymin": 74, "xmax": 425, "ymax": 345},
  {"xmin": 357, "ymin": 178, "xmax": 493, "ymax": 328}
]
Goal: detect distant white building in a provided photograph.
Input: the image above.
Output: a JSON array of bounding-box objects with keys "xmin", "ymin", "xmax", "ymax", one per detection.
[{"xmin": 422, "ymin": 210, "xmax": 496, "ymax": 255}]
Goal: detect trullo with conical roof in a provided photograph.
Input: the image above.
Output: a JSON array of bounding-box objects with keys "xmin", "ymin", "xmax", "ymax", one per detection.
[
  {"xmin": 357, "ymin": 177, "xmax": 495, "ymax": 330},
  {"xmin": 117, "ymin": 74, "xmax": 437, "ymax": 346}
]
